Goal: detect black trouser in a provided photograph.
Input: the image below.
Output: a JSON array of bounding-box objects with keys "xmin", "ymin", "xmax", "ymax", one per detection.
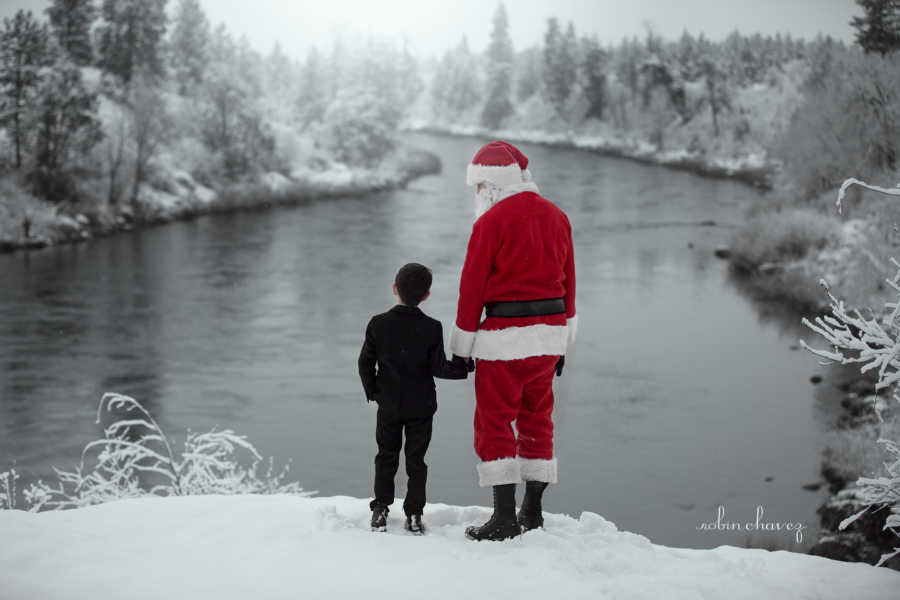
[{"xmin": 370, "ymin": 408, "xmax": 433, "ymax": 516}]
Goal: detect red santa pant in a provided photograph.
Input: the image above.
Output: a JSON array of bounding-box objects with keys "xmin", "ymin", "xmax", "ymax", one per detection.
[{"xmin": 474, "ymin": 355, "xmax": 558, "ymax": 466}]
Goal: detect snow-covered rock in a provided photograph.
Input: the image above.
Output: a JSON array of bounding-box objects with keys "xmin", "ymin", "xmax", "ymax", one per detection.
[{"xmin": 0, "ymin": 494, "xmax": 897, "ymax": 599}]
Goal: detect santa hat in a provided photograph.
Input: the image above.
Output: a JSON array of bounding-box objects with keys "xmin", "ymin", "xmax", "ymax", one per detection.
[{"xmin": 466, "ymin": 141, "xmax": 532, "ymax": 187}]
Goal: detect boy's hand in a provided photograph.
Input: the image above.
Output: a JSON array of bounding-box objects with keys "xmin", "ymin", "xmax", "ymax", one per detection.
[
  {"xmin": 555, "ymin": 356, "xmax": 565, "ymax": 377},
  {"xmin": 453, "ymin": 354, "xmax": 475, "ymax": 373}
]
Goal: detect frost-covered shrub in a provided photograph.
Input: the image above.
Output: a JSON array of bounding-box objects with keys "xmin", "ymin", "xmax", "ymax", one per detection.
[
  {"xmin": 775, "ymin": 51, "xmax": 900, "ymax": 199},
  {"xmin": 0, "ymin": 469, "xmax": 19, "ymax": 509},
  {"xmin": 729, "ymin": 209, "xmax": 836, "ymax": 269},
  {"xmin": 320, "ymin": 90, "xmax": 401, "ymax": 168},
  {"xmin": 21, "ymin": 393, "xmax": 312, "ymax": 511},
  {"xmin": 800, "ymin": 178, "xmax": 900, "ymax": 567}
]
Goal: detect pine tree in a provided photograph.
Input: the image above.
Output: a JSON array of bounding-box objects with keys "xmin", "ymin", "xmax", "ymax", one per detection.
[
  {"xmin": 28, "ymin": 57, "xmax": 102, "ymax": 201},
  {"xmin": 96, "ymin": 0, "xmax": 168, "ymax": 85},
  {"xmin": 851, "ymin": 0, "xmax": 900, "ymax": 55},
  {"xmin": 615, "ymin": 36, "xmax": 643, "ymax": 100},
  {"xmin": 581, "ymin": 35, "xmax": 607, "ymax": 120},
  {"xmin": 433, "ymin": 36, "xmax": 480, "ymax": 119},
  {"xmin": 480, "ymin": 3, "xmax": 514, "ymax": 130},
  {"xmin": 296, "ymin": 47, "xmax": 325, "ymax": 127},
  {"xmin": 169, "ymin": 0, "xmax": 209, "ymax": 94},
  {"xmin": 0, "ymin": 10, "xmax": 50, "ymax": 169},
  {"xmin": 46, "ymin": 0, "xmax": 96, "ymax": 65},
  {"xmin": 515, "ymin": 45, "xmax": 541, "ymax": 101},
  {"xmin": 543, "ymin": 18, "xmax": 577, "ymax": 117},
  {"xmin": 698, "ymin": 52, "xmax": 730, "ymax": 138}
]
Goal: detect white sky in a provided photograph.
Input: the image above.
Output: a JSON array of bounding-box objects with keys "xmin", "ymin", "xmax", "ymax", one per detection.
[{"xmin": 0, "ymin": 0, "xmax": 859, "ymax": 60}]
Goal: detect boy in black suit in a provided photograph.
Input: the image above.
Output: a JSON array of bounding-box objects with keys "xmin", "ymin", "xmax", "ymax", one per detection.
[{"xmin": 358, "ymin": 263, "xmax": 471, "ymax": 534}]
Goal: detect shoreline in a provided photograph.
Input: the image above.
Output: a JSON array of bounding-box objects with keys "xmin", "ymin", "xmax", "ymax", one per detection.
[
  {"xmin": 0, "ymin": 145, "xmax": 441, "ymax": 255},
  {"xmin": 405, "ymin": 123, "xmax": 774, "ymax": 190},
  {"xmin": 808, "ymin": 375, "xmax": 900, "ymax": 570}
]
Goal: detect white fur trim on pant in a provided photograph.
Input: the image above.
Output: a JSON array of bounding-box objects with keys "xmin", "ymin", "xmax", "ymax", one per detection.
[
  {"xmin": 476, "ymin": 457, "xmax": 521, "ymax": 487},
  {"xmin": 567, "ymin": 315, "xmax": 578, "ymax": 345},
  {"xmin": 467, "ymin": 163, "xmax": 525, "ymax": 187},
  {"xmin": 519, "ymin": 457, "xmax": 558, "ymax": 484},
  {"xmin": 449, "ymin": 324, "xmax": 476, "ymax": 357},
  {"xmin": 471, "ymin": 324, "xmax": 568, "ymax": 360}
]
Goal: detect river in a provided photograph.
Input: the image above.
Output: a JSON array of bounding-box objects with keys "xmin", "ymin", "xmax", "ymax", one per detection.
[{"xmin": 0, "ymin": 131, "xmax": 838, "ymax": 549}]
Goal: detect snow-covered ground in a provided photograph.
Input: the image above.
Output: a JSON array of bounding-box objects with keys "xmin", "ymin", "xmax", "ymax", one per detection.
[{"xmin": 1, "ymin": 494, "xmax": 897, "ymax": 599}]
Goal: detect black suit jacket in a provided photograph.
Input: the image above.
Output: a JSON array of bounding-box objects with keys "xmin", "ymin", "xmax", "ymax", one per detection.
[{"xmin": 358, "ymin": 305, "xmax": 468, "ymax": 419}]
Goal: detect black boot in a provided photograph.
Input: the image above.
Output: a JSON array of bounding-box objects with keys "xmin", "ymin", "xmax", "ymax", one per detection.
[
  {"xmin": 371, "ymin": 503, "xmax": 388, "ymax": 532},
  {"xmin": 465, "ymin": 484, "xmax": 521, "ymax": 541},
  {"xmin": 405, "ymin": 514, "xmax": 425, "ymax": 535},
  {"xmin": 518, "ymin": 481, "xmax": 548, "ymax": 532}
]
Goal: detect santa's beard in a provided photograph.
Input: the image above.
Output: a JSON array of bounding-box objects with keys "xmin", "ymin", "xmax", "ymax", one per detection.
[{"xmin": 474, "ymin": 182, "xmax": 503, "ymax": 219}]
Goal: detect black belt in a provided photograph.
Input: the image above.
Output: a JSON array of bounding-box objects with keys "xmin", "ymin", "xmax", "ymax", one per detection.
[{"xmin": 484, "ymin": 298, "xmax": 565, "ymax": 318}]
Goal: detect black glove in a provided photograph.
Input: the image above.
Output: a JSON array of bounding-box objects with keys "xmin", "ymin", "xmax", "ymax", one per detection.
[
  {"xmin": 555, "ymin": 355, "xmax": 565, "ymax": 377},
  {"xmin": 453, "ymin": 354, "xmax": 476, "ymax": 372}
]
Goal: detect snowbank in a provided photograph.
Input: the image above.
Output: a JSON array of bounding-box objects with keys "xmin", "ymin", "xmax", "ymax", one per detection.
[
  {"xmin": 1, "ymin": 494, "xmax": 897, "ymax": 599},
  {"xmin": 0, "ymin": 145, "xmax": 440, "ymax": 255},
  {"xmin": 405, "ymin": 121, "xmax": 772, "ymax": 188}
]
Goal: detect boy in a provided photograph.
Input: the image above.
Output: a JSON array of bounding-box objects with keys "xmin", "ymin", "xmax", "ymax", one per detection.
[{"xmin": 358, "ymin": 263, "xmax": 471, "ymax": 534}]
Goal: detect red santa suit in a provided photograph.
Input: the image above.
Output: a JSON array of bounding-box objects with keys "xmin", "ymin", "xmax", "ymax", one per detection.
[{"xmin": 450, "ymin": 141, "xmax": 577, "ymax": 488}]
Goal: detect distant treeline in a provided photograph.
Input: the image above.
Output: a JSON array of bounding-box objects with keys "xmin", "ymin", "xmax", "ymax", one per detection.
[
  {"xmin": 428, "ymin": 1, "xmax": 899, "ymax": 199},
  {"xmin": 1, "ymin": 0, "xmax": 898, "ymax": 212},
  {"xmin": 0, "ymin": 0, "xmax": 422, "ymax": 210}
]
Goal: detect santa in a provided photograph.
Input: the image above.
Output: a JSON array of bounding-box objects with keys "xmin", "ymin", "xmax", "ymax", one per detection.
[{"xmin": 450, "ymin": 140, "xmax": 577, "ymax": 541}]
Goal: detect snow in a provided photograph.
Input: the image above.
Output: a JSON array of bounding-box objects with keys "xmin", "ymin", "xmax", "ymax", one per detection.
[{"xmin": 1, "ymin": 494, "xmax": 897, "ymax": 599}]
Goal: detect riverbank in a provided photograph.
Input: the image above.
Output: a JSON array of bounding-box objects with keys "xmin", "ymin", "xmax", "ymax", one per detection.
[
  {"xmin": 0, "ymin": 144, "xmax": 441, "ymax": 255},
  {"xmin": 405, "ymin": 122, "xmax": 773, "ymax": 189},
  {"xmin": 1, "ymin": 494, "xmax": 897, "ymax": 599},
  {"xmin": 807, "ymin": 370, "xmax": 900, "ymax": 570},
  {"xmin": 725, "ymin": 208, "xmax": 893, "ymax": 314}
]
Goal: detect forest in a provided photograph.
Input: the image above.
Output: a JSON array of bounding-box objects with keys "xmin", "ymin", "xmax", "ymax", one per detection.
[{"xmin": 0, "ymin": 0, "xmax": 898, "ymax": 260}]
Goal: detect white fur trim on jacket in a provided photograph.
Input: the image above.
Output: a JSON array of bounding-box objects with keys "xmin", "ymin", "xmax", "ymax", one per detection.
[
  {"xmin": 567, "ymin": 315, "xmax": 578, "ymax": 345},
  {"xmin": 519, "ymin": 457, "xmax": 558, "ymax": 484},
  {"xmin": 471, "ymin": 323, "xmax": 568, "ymax": 361},
  {"xmin": 467, "ymin": 163, "xmax": 525, "ymax": 188},
  {"xmin": 476, "ymin": 457, "xmax": 521, "ymax": 487},
  {"xmin": 449, "ymin": 324, "xmax": 476, "ymax": 358}
]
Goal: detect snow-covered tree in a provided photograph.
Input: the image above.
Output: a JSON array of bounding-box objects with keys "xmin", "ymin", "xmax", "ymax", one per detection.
[
  {"xmin": 698, "ymin": 53, "xmax": 730, "ymax": 137},
  {"xmin": 27, "ymin": 56, "xmax": 103, "ymax": 201},
  {"xmin": 480, "ymin": 2, "xmax": 514, "ymax": 130},
  {"xmin": 543, "ymin": 18, "xmax": 578, "ymax": 118},
  {"xmin": 322, "ymin": 89, "xmax": 397, "ymax": 168},
  {"xmin": 0, "ymin": 10, "xmax": 50, "ymax": 169},
  {"xmin": 614, "ymin": 36, "xmax": 644, "ymax": 100},
  {"xmin": 199, "ymin": 25, "xmax": 275, "ymax": 179},
  {"xmin": 296, "ymin": 46, "xmax": 327, "ymax": 128},
  {"xmin": 514, "ymin": 45, "xmax": 541, "ymax": 101},
  {"xmin": 45, "ymin": 0, "xmax": 96, "ymax": 65},
  {"xmin": 96, "ymin": 0, "xmax": 168, "ymax": 85},
  {"xmin": 432, "ymin": 36, "xmax": 481, "ymax": 120},
  {"xmin": 581, "ymin": 35, "xmax": 607, "ymax": 121},
  {"xmin": 128, "ymin": 71, "xmax": 169, "ymax": 208},
  {"xmin": 264, "ymin": 41, "xmax": 293, "ymax": 102},
  {"xmin": 852, "ymin": 0, "xmax": 900, "ymax": 55},
  {"xmin": 168, "ymin": 0, "xmax": 209, "ymax": 94}
]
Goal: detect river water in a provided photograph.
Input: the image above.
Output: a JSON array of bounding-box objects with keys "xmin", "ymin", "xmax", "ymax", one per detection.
[{"xmin": 0, "ymin": 132, "xmax": 837, "ymax": 549}]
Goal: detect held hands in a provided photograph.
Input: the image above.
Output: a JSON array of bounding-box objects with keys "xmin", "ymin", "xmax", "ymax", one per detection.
[
  {"xmin": 453, "ymin": 354, "xmax": 476, "ymax": 373},
  {"xmin": 555, "ymin": 355, "xmax": 565, "ymax": 377}
]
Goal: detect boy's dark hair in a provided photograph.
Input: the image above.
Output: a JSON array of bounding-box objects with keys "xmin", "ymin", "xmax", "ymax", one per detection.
[{"xmin": 395, "ymin": 263, "xmax": 432, "ymax": 306}]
